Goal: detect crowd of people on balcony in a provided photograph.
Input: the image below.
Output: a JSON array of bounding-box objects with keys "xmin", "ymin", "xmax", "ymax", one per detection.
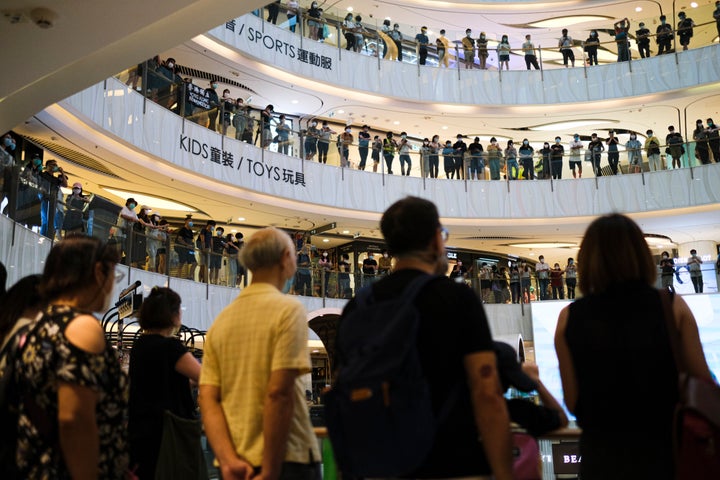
[{"xmin": 256, "ymin": 1, "xmax": 719, "ymax": 68}]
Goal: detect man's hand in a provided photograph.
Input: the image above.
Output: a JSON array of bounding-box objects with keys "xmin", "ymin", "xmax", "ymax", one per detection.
[{"xmin": 220, "ymin": 457, "xmax": 254, "ymax": 480}]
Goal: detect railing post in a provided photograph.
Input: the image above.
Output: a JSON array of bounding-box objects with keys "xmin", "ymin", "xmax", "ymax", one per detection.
[
  {"xmin": 538, "ymin": 45, "xmax": 544, "ymax": 82},
  {"xmin": 581, "ymin": 42, "xmax": 588, "ymax": 78}
]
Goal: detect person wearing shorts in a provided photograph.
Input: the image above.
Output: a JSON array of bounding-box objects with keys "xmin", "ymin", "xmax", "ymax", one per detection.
[{"xmin": 568, "ymin": 134, "xmax": 583, "ymax": 178}]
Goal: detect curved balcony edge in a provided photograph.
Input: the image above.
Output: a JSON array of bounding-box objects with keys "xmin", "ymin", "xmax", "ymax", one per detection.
[
  {"xmin": 206, "ymin": 14, "xmax": 720, "ymax": 107},
  {"xmin": 58, "ymin": 78, "xmax": 720, "ymax": 221}
]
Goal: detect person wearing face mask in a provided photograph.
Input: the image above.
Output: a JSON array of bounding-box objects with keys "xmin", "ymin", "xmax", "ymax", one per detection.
[
  {"xmin": 625, "ymin": 132, "xmax": 643, "ymax": 174},
  {"xmin": 353, "ymin": 16, "xmax": 366, "ymax": 53},
  {"xmin": 522, "ymin": 34, "xmax": 540, "ymax": 70},
  {"xmin": 549, "ymin": 137, "xmax": 565, "ymax": 179},
  {"xmin": 497, "ymin": 35, "xmax": 511, "ymax": 71},
  {"xmin": 371, "ymin": 134, "xmax": 382, "ymax": 172},
  {"xmin": 221, "ymin": 89, "xmax": 234, "ymax": 136},
  {"xmin": 383, "ymin": 131, "xmax": 398, "ymax": 174},
  {"xmin": 340, "ymin": 126, "xmax": 354, "ymax": 168},
  {"xmin": 261, "ymin": 104, "xmax": 275, "ymax": 148},
  {"xmin": 468, "ymin": 137, "xmax": 484, "ymax": 180},
  {"xmin": 665, "ymin": 125, "xmax": 685, "ymax": 170},
  {"xmin": 442, "ymin": 140, "xmax": 456, "ymax": 179},
  {"xmin": 428, "ymin": 135, "xmax": 441, "ymax": 178},
  {"xmin": 587, "ymin": 133, "xmax": 605, "ymax": 176},
  {"xmin": 656, "ymin": 15, "xmax": 673, "ymax": 55},
  {"xmin": 63, "ymin": 182, "xmax": 90, "ymax": 234},
  {"xmin": 415, "ymin": 26, "xmax": 430, "ymax": 65},
  {"xmin": 362, "ymin": 251, "xmax": 378, "ymax": 285},
  {"xmin": 1, "ymin": 133, "xmax": 16, "ymax": 168},
  {"xmin": 232, "ymin": 98, "xmax": 248, "ymax": 141},
  {"xmin": 613, "ymin": 18, "xmax": 630, "ymax": 62},
  {"xmin": 487, "ymin": 137, "xmax": 502, "ymax": 180},
  {"xmin": 462, "ymin": 28, "xmax": 475, "ymax": 69},
  {"xmin": 436, "ymin": 29, "xmax": 450, "ymax": 68},
  {"xmin": 583, "ymin": 30, "xmax": 600, "ymax": 65},
  {"xmin": 305, "ymin": 119, "xmax": 320, "ymax": 161},
  {"xmin": 14, "ymin": 236, "xmax": 128, "ymax": 479},
  {"xmin": 378, "ymin": 249, "xmax": 392, "ymax": 276},
  {"xmin": 342, "ymin": 13, "xmax": 357, "ymax": 51},
  {"xmin": 677, "ymin": 11, "xmax": 695, "ymax": 51},
  {"xmin": 453, "ymin": 134, "xmax": 467, "ymax": 179},
  {"xmin": 568, "ymin": 134, "xmax": 583, "ymax": 178},
  {"xmin": 538, "ymin": 142, "xmax": 552, "ymax": 179},
  {"xmin": 636, "ymin": 22, "xmax": 651, "ymax": 58},
  {"xmin": 317, "ymin": 120, "xmax": 335, "ymax": 164},
  {"xmin": 398, "ymin": 132, "xmax": 412, "ymax": 176},
  {"xmin": 477, "ymin": 32, "xmax": 489, "ymax": 69},
  {"xmin": 276, "ymin": 114, "xmax": 291, "ymax": 156},
  {"xmin": 35, "ymin": 159, "xmax": 68, "ymax": 238},
  {"xmin": 420, "ymin": 138, "xmax": 431, "ymax": 178},
  {"xmin": 208, "ymin": 226, "xmax": 226, "ymax": 285},
  {"xmin": 379, "ymin": 19, "xmax": 396, "ymax": 60},
  {"xmin": 200, "ymin": 228, "xmax": 321, "ymax": 480},
  {"xmin": 174, "ymin": 216, "xmax": 197, "ymax": 280},
  {"xmin": 565, "ymin": 257, "xmax": 577, "ymax": 299},
  {"xmin": 504, "ymin": 140, "xmax": 519, "ymax": 180},
  {"xmin": 644, "ymin": 129, "xmax": 663, "ymax": 171},
  {"xmin": 519, "ymin": 139, "xmax": 535, "ymax": 180},
  {"xmin": 687, "ymin": 249, "xmax": 704, "ymax": 293},
  {"xmin": 693, "ymin": 119, "xmax": 710, "ymax": 165},
  {"xmin": 205, "ymin": 80, "xmax": 220, "ymax": 132},
  {"xmin": 659, "ymin": 251, "xmax": 678, "ymax": 288},
  {"xmin": 318, "ymin": 250, "xmax": 333, "ymax": 296},
  {"xmin": 390, "ymin": 23, "xmax": 403, "ymax": 62},
  {"xmin": 357, "ymin": 125, "xmax": 371, "ymax": 170},
  {"xmin": 305, "ymin": 1, "xmax": 322, "ymax": 41},
  {"xmin": 558, "ymin": 29, "xmax": 575, "ymax": 68},
  {"xmin": 196, "ymin": 220, "xmax": 217, "ymax": 283},
  {"xmin": 706, "ymin": 118, "xmax": 720, "ymax": 163}
]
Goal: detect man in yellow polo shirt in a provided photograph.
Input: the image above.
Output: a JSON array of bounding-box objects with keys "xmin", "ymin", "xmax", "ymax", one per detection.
[{"xmin": 199, "ymin": 227, "xmax": 320, "ymax": 480}]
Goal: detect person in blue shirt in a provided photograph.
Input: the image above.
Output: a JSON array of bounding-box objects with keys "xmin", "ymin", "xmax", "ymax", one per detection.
[
  {"xmin": 442, "ymin": 141, "xmax": 455, "ymax": 179},
  {"xmin": 415, "ymin": 26, "xmax": 429, "ymax": 65}
]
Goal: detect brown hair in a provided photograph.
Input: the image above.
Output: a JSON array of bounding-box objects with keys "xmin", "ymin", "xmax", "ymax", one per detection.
[
  {"xmin": 40, "ymin": 234, "xmax": 119, "ymax": 301},
  {"xmin": 139, "ymin": 287, "xmax": 181, "ymax": 330},
  {"xmin": 577, "ymin": 214, "xmax": 656, "ymax": 295}
]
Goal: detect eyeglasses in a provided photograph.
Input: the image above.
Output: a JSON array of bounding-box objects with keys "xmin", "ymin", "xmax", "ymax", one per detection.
[
  {"xmin": 115, "ymin": 268, "xmax": 126, "ymax": 284},
  {"xmin": 440, "ymin": 226, "xmax": 449, "ymax": 243}
]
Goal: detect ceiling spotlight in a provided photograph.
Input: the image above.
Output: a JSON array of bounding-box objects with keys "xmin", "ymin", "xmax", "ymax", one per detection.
[
  {"xmin": 393, "ymin": 120, "xmax": 400, "ymax": 125},
  {"xmin": 347, "ymin": 6, "xmax": 353, "ymax": 12},
  {"xmin": 238, "ymin": 217, "xmax": 245, "ymax": 221},
  {"xmin": 337, "ymin": 109, "xmax": 344, "ymax": 114},
  {"xmin": 322, "ymin": 238, "xmax": 330, "ymax": 243},
  {"xmin": 635, "ymin": 7, "xmax": 642, "ymax": 12},
  {"xmin": 690, "ymin": 2, "xmax": 698, "ymax": 7},
  {"xmin": 342, "ymin": 230, "xmax": 350, "ymax": 234},
  {"xmin": 291, "ymin": 100, "xmax": 299, "ymax": 104}
]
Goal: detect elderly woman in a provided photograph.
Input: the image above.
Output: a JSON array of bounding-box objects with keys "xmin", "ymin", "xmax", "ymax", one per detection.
[
  {"xmin": 555, "ymin": 214, "xmax": 711, "ymax": 479},
  {"xmin": 14, "ymin": 235, "xmax": 128, "ymax": 478}
]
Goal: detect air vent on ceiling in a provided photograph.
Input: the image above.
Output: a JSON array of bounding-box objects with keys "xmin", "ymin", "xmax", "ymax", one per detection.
[
  {"xmin": 21, "ymin": 136, "xmax": 120, "ymax": 179},
  {"xmin": 176, "ymin": 65, "xmax": 256, "ymax": 95}
]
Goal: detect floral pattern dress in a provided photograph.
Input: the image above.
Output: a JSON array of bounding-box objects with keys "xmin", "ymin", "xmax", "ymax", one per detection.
[{"xmin": 15, "ymin": 305, "xmax": 128, "ymax": 479}]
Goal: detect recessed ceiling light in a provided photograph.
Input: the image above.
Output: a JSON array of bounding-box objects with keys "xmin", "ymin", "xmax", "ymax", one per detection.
[
  {"xmin": 393, "ymin": 121, "xmax": 400, "ymax": 125},
  {"xmin": 238, "ymin": 217, "xmax": 245, "ymax": 221},
  {"xmin": 337, "ymin": 109, "xmax": 344, "ymax": 114},
  {"xmin": 635, "ymin": 7, "xmax": 642, "ymax": 12},
  {"xmin": 322, "ymin": 238, "xmax": 330, "ymax": 243},
  {"xmin": 442, "ymin": 126, "xmax": 448, "ymax": 130},
  {"xmin": 291, "ymin": 100, "xmax": 299, "ymax": 104},
  {"xmin": 231, "ymin": 229, "xmax": 237, "ymax": 233},
  {"xmin": 347, "ymin": 6, "xmax": 353, "ymax": 12},
  {"xmin": 690, "ymin": 2, "xmax": 698, "ymax": 7},
  {"xmin": 101, "ymin": 187, "xmax": 196, "ymax": 212},
  {"xmin": 342, "ymin": 230, "xmax": 350, "ymax": 234},
  {"xmin": 528, "ymin": 15, "xmax": 611, "ymax": 28}
]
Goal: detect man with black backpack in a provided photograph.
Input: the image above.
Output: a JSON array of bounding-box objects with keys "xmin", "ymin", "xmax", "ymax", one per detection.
[{"xmin": 326, "ymin": 197, "xmax": 513, "ymax": 480}]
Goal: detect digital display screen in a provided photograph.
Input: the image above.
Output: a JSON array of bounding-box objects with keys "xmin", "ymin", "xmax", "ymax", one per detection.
[{"xmin": 531, "ymin": 294, "xmax": 720, "ymax": 420}]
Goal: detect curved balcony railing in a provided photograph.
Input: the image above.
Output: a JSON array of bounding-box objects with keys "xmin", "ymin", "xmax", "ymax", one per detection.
[
  {"xmin": 205, "ymin": 13, "xmax": 720, "ymax": 106},
  {"xmin": 57, "ymin": 77, "xmax": 720, "ymax": 222}
]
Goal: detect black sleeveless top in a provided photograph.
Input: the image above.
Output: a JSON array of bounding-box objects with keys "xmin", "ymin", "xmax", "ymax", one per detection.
[{"xmin": 566, "ymin": 282, "xmax": 678, "ymax": 439}]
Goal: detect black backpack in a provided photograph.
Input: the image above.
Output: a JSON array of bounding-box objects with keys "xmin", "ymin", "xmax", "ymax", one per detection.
[{"xmin": 324, "ymin": 274, "xmax": 454, "ymax": 477}]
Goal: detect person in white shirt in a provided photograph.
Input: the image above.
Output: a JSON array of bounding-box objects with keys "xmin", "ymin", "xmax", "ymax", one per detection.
[
  {"xmin": 536, "ymin": 255, "xmax": 551, "ymax": 300},
  {"xmin": 568, "ymin": 134, "xmax": 583, "ymax": 178}
]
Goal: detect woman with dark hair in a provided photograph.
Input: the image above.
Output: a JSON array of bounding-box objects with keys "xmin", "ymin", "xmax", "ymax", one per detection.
[
  {"xmin": 554, "ymin": 214, "xmax": 711, "ymax": 479},
  {"xmin": 14, "ymin": 235, "xmax": 128, "ymax": 479},
  {"xmin": 0, "ymin": 274, "xmax": 43, "ymax": 349},
  {"xmin": 128, "ymin": 287, "xmax": 201, "ymax": 479}
]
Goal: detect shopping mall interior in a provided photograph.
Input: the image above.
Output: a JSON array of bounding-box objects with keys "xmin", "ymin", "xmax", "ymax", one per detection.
[{"xmin": 1, "ymin": 1, "xmax": 720, "ymax": 477}]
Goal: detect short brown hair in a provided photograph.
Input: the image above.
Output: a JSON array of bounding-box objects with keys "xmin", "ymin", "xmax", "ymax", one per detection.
[{"xmin": 578, "ymin": 214, "xmax": 656, "ymax": 295}]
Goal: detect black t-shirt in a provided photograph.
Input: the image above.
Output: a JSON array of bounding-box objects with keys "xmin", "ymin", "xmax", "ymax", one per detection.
[
  {"xmin": 175, "ymin": 226, "xmax": 194, "ymax": 248},
  {"xmin": 362, "ymin": 257, "xmax": 377, "ymax": 274},
  {"xmin": 468, "ymin": 142, "xmax": 483, "ymax": 156},
  {"xmin": 128, "ymin": 335, "xmax": 195, "ymax": 471},
  {"xmin": 340, "ymin": 269, "xmax": 494, "ymax": 477}
]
